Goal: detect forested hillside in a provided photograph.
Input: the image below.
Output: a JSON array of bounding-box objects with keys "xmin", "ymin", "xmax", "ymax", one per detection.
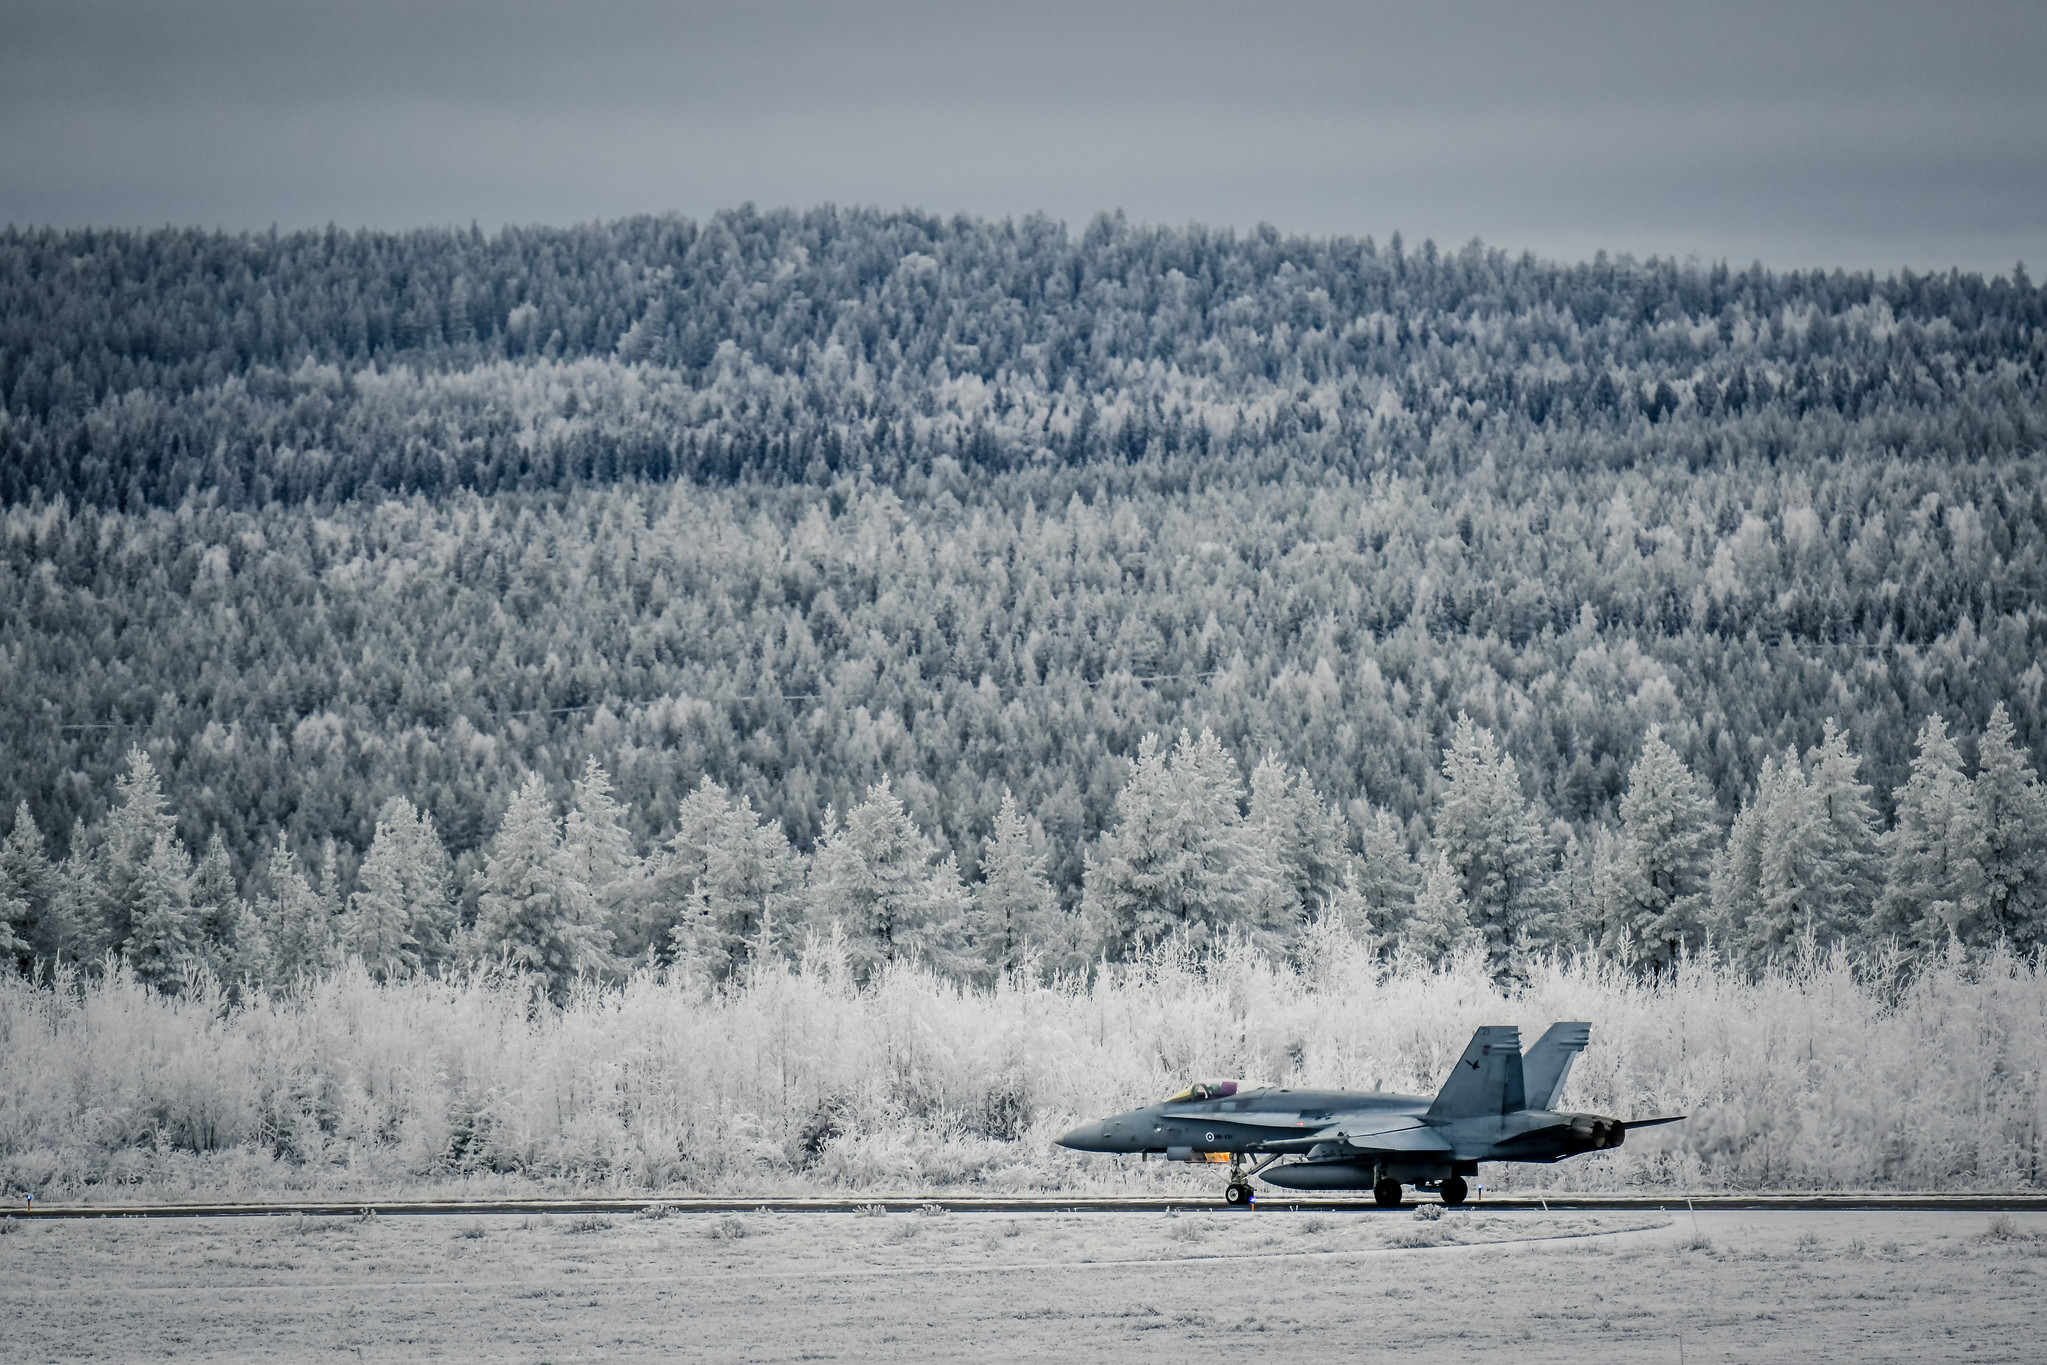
[{"xmin": 2, "ymin": 208, "xmax": 2045, "ymax": 987}]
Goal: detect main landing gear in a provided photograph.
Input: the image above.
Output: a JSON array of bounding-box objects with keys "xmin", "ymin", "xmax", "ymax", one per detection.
[
  {"xmin": 1372, "ymin": 1178, "xmax": 1404, "ymax": 1208},
  {"xmin": 1224, "ymin": 1182, "xmax": 1252, "ymax": 1206},
  {"xmin": 1440, "ymin": 1175, "xmax": 1470, "ymax": 1207}
]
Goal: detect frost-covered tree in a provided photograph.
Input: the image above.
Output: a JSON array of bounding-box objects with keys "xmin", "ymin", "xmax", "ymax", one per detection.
[
  {"xmin": 1404, "ymin": 850, "xmax": 1479, "ymax": 965},
  {"xmin": 260, "ymin": 833, "xmax": 333, "ymax": 984},
  {"xmin": 1081, "ymin": 729, "xmax": 1279, "ymax": 958},
  {"xmin": 471, "ymin": 772, "xmax": 616, "ymax": 998},
  {"xmin": 810, "ymin": 777, "xmax": 968, "ymax": 982},
  {"xmin": 968, "ymin": 791, "xmax": 1060, "ymax": 977},
  {"xmin": 91, "ymin": 747, "xmax": 181, "ymax": 960},
  {"xmin": 188, "ymin": 830, "xmax": 247, "ymax": 980},
  {"xmin": 1609, "ymin": 731, "xmax": 1716, "ymax": 969},
  {"xmin": 1433, "ymin": 714, "xmax": 1554, "ymax": 974},
  {"xmin": 1789, "ymin": 719, "xmax": 1882, "ymax": 938},
  {"xmin": 1715, "ymin": 722, "xmax": 1880, "ymax": 967},
  {"xmin": 1348, "ymin": 806, "xmax": 1419, "ymax": 941},
  {"xmin": 1971, "ymin": 702, "xmax": 2047, "ymax": 952},
  {"xmin": 659, "ymin": 777, "xmax": 804, "ymax": 979},
  {"xmin": 561, "ymin": 760, "xmax": 645, "ymax": 952},
  {"xmin": 1, "ymin": 803, "xmax": 63, "ymax": 973},
  {"xmin": 344, "ymin": 798, "xmax": 455, "ymax": 980},
  {"xmin": 1875, "ymin": 716, "xmax": 1984, "ymax": 949},
  {"xmin": 1246, "ymin": 755, "xmax": 1350, "ymax": 944},
  {"xmin": 126, "ymin": 833, "xmax": 196, "ymax": 991}
]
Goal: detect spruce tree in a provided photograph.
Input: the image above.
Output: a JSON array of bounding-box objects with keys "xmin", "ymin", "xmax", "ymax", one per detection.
[
  {"xmin": 810, "ymin": 777, "xmax": 968, "ymax": 982},
  {"xmin": 188, "ymin": 830, "xmax": 246, "ymax": 980},
  {"xmin": 259, "ymin": 833, "xmax": 333, "ymax": 985},
  {"xmin": 0, "ymin": 803, "xmax": 62, "ymax": 972},
  {"xmin": 561, "ymin": 759, "xmax": 644, "ymax": 954},
  {"xmin": 1404, "ymin": 850, "xmax": 1479, "ymax": 965},
  {"xmin": 1611, "ymin": 731, "xmax": 1716, "ymax": 970},
  {"xmin": 1349, "ymin": 806, "xmax": 1419, "ymax": 941},
  {"xmin": 126, "ymin": 833, "xmax": 197, "ymax": 991},
  {"xmin": 1710, "ymin": 752, "xmax": 1780, "ymax": 961},
  {"xmin": 1971, "ymin": 702, "xmax": 2047, "ymax": 951},
  {"xmin": 969, "ymin": 791, "xmax": 1059, "ymax": 978},
  {"xmin": 1246, "ymin": 755, "xmax": 1350, "ymax": 946},
  {"xmin": 1875, "ymin": 715, "xmax": 1984, "ymax": 949},
  {"xmin": 1080, "ymin": 729, "xmax": 1275, "ymax": 959},
  {"xmin": 472, "ymin": 772, "xmax": 615, "ymax": 998},
  {"xmin": 660, "ymin": 778, "xmax": 803, "ymax": 979},
  {"xmin": 1433, "ymin": 714, "xmax": 1554, "ymax": 975},
  {"xmin": 92, "ymin": 747, "xmax": 181, "ymax": 960}
]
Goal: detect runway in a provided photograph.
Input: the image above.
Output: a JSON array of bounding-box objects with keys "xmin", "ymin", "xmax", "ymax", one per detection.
[{"xmin": 12, "ymin": 1190, "xmax": 2047, "ymax": 1219}]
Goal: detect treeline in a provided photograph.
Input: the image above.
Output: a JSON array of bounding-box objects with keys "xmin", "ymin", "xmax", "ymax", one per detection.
[
  {"xmin": 1, "ymin": 208, "xmax": 2044, "ymax": 961},
  {"xmin": 2, "ymin": 209, "xmax": 2043, "ymax": 509},
  {"xmin": 7, "ymin": 699, "xmax": 2043, "ymax": 995}
]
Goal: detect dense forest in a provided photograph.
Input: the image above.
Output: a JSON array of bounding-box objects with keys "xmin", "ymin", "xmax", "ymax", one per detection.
[{"xmin": 3, "ymin": 208, "xmax": 2045, "ymax": 987}]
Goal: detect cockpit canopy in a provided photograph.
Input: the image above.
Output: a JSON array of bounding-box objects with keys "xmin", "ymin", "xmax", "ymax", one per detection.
[{"xmin": 1162, "ymin": 1080, "xmax": 1239, "ymax": 1104}]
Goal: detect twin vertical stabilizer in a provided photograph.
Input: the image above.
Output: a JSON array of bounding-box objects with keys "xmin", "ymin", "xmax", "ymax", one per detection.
[
  {"xmin": 1426, "ymin": 1021, "xmax": 1593, "ymax": 1119},
  {"xmin": 1425, "ymin": 1025, "xmax": 1525, "ymax": 1119}
]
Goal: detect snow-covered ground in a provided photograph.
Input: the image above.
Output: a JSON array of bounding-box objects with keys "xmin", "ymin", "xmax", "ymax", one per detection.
[{"xmin": 3, "ymin": 1207, "xmax": 2042, "ymax": 1361}]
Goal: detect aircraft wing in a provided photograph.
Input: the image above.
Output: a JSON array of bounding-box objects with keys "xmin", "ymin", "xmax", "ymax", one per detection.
[{"xmin": 1340, "ymin": 1117, "xmax": 1453, "ymax": 1154}]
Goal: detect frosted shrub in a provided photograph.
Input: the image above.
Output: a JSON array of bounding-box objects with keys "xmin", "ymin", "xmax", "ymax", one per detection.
[{"xmin": 4, "ymin": 933, "xmax": 2046, "ymax": 1200}]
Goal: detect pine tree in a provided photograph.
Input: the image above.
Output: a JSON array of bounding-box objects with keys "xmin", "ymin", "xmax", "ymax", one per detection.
[
  {"xmin": 1080, "ymin": 729, "xmax": 1276, "ymax": 958},
  {"xmin": 1433, "ymin": 714, "xmax": 1554, "ymax": 975},
  {"xmin": 1610, "ymin": 730, "xmax": 1716, "ymax": 970},
  {"xmin": 126, "ymin": 833, "xmax": 197, "ymax": 991},
  {"xmin": 1875, "ymin": 715, "xmax": 1985, "ymax": 949},
  {"xmin": 1971, "ymin": 702, "xmax": 2047, "ymax": 951},
  {"xmin": 471, "ymin": 772, "xmax": 615, "ymax": 998},
  {"xmin": 969, "ymin": 791, "xmax": 1059, "ymax": 978},
  {"xmin": 810, "ymin": 777, "xmax": 968, "ymax": 982}
]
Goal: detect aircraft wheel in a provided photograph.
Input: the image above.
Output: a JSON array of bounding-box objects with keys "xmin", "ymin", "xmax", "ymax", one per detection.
[
  {"xmin": 1224, "ymin": 1183, "xmax": 1251, "ymax": 1206},
  {"xmin": 1440, "ymin": 1176, "xmax": 1469, "ymax": 1207},
  {"xmin": 1372, "ymin": 1179, "xmax": 1403, "ymax": 1208}
]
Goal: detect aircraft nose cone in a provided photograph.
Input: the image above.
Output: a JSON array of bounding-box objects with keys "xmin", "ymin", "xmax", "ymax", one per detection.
[{"xmin": 1056, "ymin": 1123, "xmax": 1103, "ymax": 1151}]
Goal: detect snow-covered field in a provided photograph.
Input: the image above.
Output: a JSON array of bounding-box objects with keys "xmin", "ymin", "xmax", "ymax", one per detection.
[{"xmin": 4, "ymin": 1207, "xmax": 2041, "ymax": 1361}]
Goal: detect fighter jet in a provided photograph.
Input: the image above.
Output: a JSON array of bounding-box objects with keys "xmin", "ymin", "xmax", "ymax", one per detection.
[{"xmin": 1056, "ymin": 1023, "xmax": 1682, "ymax": 1206}]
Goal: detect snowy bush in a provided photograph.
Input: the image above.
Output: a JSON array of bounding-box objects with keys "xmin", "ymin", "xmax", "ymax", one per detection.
[{"xmin": 2, "ymin": 933, "xmax": 2044, "ymax": 1200}]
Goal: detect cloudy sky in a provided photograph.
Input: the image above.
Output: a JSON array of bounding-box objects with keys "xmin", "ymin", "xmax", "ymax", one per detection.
[{"xmin": 3, "ymin": 0, "xmax": 2041, "ymax": 274}]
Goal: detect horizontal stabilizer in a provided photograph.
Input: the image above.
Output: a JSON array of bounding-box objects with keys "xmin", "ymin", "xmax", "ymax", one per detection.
[
  {"xmin": 1522, "ymin": 1022, "xmax": 1592, "ymax": 1110},
  {"xmin": 1622, "ymin": 1115, "xmax": 1686, "ymax": 1131},
  {"xmin": 1426, "ymin": 1026, "xmax": 1526, "ymax": 1120}
]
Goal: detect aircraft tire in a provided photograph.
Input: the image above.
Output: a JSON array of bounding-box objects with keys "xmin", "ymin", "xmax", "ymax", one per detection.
[
  {"xmin": 1372, "ymin": 1179, "xmax": 1403, "ymax": 1208},
  {"xmin": 1224, "ymin": 1183, "xmax": 1251, "ymax": 1206},
  {"xmin": 1440, "ymin": 1176, "xmax": 1469, "ymax": 1207}
]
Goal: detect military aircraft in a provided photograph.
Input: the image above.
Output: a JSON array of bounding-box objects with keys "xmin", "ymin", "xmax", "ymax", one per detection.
[{"xmin": 1056, "ymin": 1023, "xmax": 1683, "ymax": 1206}]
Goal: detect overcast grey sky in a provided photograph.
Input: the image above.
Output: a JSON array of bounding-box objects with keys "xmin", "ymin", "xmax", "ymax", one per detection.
[{"xmin": 3, "ymin": 0, "xmax": 2041, "ymax": 274}]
